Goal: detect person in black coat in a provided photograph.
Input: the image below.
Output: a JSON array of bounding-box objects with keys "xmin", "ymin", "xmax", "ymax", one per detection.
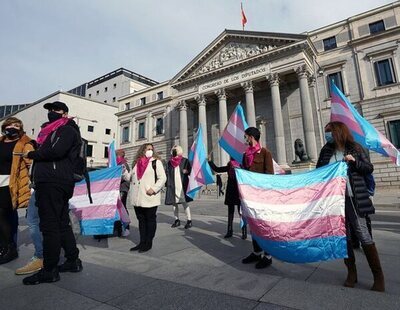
[
  {"xmin": 209, "ymin": 157, "xmax": 247, "ymax": 239},
  {"xmin": 316, "ymin": 121, "xmax": 384, "ymax": 292},
  {"xmin": 165, "ymin": 145, "xmax": 193, "ymax": 229}
]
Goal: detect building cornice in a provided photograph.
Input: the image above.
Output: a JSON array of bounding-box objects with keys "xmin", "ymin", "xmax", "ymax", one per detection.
[{"xmin": 349, "ymin": 26, "xmax": 400, "ymax": 46}]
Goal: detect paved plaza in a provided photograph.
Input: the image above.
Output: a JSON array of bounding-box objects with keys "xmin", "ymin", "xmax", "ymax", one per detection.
[{"xmin": 0, "ymin": 193, "xmax": 399, "ymax": 310}]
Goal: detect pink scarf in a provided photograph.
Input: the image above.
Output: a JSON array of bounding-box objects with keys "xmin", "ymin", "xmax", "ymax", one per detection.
[
  {"xmin": 117, "ymin": 156, "xmax": 127, "ymax": 165},
  {"xmin": 36, "ymin": 117, "xmax": 71, "ymax": 145},
  {"xmin": 170, "ymin": 155, "xmax": 183, "ymax": 168},
  {"xmin": 136, "ymin": 156, "xmax": 151, "ymax": 180},
  {"xmin": 244, "ymin": 143, "xmax": 261, "ymax": 168}
]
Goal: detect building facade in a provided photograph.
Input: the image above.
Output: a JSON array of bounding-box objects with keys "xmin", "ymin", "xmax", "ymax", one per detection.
[
  {"xmin": 1, "ymin": 92, "xmax": 118, "ymax": 168},
  {"xmin": 68, "ymin": 68, "xmax": 158, "ymax": 106},
  {"xmin": 0, "ymin": 104, "xmax": 30, "ymax": 119},
  {"xmin": 117, "ymin": 2, "xmax": 400, "ymax": 189}
]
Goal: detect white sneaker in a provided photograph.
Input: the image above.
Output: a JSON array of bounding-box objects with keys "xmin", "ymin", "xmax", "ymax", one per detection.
[{"xmin": 121, "ymin": 229, "xmax": 130, "ymax": 237}]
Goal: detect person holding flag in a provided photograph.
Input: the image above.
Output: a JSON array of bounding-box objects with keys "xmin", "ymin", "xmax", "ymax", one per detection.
[
  {"xmin": 316, "ymin": 121, "xmax": 384, "ymax": 292},
  {"xmin": 241, "ymin": 127, "xmax": 274, "ymax": 269}
]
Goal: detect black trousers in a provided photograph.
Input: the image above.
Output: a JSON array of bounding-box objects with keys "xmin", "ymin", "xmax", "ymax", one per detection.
[
  {"xmin": 0, "ymin": 186, "xmax": 13, "ymax": 248},
  {"xmin": 134, "ymin": 206, "xmax": 158, "ymax": 244},
  {"xmin": 36, "ymin": 183, "xmax": 79, "ymax": 271}
]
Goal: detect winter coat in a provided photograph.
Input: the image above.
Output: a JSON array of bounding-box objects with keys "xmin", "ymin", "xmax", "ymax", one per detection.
[
  {"xmin": 28, "ymin": 119, "xmax": 81, "ymax": 186},
  {"xmin": 124, "ymin": 158, "xmax": 167, "ymax": 208},
  {"xmin": 316, "ymin": 142, "xmax": 375, "ymax": 215},
  {"xmin": 209, "ymin": 161, "xmax": 240, "ymax": 206},
  {"xmin": 165, "ymin": 157, "xmax": 193, "ymax": 205},
  {"xmin": 243, "ymin": 147, "xmax": 274, "ymax": 174},
  {"xmin": 0, "ymin": 134, "xmax": 35, "ymax": 209}
]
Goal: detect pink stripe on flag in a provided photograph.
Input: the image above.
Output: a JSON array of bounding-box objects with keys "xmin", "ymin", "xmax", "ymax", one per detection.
[
  {"xmin": 74, "ymin": 178, "xmax": 121, "ymax": 196},
  {"xmin": 247, "ymin": 215, "xmax": 346, "ymax": 242},
  {"xmin": 222, "ymin": 130, "xmax": 247, "ymax": 153},
  {"xmin": 71, "ymin": 205, "xmax": 117, "ymax": 220},
  {"xmin": 230, "ymin": 111, "xmax": 245, "ymax": 131},
  {"xmin": 239, "ymin": 177, "xmax": 346, "ymax": 205}
]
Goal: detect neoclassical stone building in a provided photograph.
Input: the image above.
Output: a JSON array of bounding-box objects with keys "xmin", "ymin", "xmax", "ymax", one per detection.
[{"xmin": 117, "ymin": 2, "xmax": 400, "ymax": 189}]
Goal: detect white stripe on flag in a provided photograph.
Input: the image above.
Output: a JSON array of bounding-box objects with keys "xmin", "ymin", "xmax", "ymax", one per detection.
[
  {"xmin": 241, "ymin": 195, "xmax": 345, "ymax": 223},
  {"xmin": 226, "ymin": 121, "xmax": 245, "ymax": 141},
  {"xmin": 69, "ymin": 190, "xmax": 120, "ymax": 209}
]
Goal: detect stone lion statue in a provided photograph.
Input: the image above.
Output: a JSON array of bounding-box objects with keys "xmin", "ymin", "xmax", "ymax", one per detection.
[{"xmin": 294, "ymin": 139, "xmax": 309, "ymax": 162}]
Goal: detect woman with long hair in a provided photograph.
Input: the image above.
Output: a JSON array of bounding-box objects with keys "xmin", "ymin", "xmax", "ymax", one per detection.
[
  {"xmin": 165, "ymin": 145, "xmax": 193, "ymax": 229},
  {"xmin": 124, "ymin": 143, "xmax": 166, "ymax": 252},
  {"xmin": 0, "ymin": 117, "xmax": 35, "ymax": 264},
  {"xmin": 316, "ymin": 121, "xmax": 384, "ymax": 292}
]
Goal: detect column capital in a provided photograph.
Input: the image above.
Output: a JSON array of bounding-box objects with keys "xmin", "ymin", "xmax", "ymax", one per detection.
[
  {"xmin": 267, "ymin": 73, "xmax": 280, "ymax": 87},
  {"xmin": 241, "ymin": 81, "xmax": 253, "ymax": 93},
  {"xmin": 176, "ymin": 100, "xmax": 187, "ymax": 111},
  {"xmin": 215, "ymin": 88, "xmax": 226, "ymax": 100},
  {"xmin": 195, "ymin": 94, "xmax": 206, "ymax": 106},
  {"xmin": 295, "ymin": 65, "xmax": 310, "ymax": 79}
]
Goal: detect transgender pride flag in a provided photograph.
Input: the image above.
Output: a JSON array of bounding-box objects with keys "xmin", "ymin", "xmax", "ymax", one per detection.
[
  {"xmin": 187, "ymin": 125, "xmax": 214, "ymax": 198},
  {"xmin": 331, "ymin": 84, "xmax": 400, "ymax": 166},
  {"xmin": 69, "ymin": 166, "xmax": 130, "ymax": 235},
  {"xmin": 236, "ymin": 161, "xmax": 348, "ymax": 263},
  {"xmin": 219, "ymin": 103, "xmax": 248, "ymax": 163}
]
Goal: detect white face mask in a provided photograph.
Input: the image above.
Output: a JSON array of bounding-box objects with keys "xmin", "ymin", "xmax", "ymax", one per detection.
[{"xmin": 145, "ymin": 150, "xmax": 153, "ymax": 158}]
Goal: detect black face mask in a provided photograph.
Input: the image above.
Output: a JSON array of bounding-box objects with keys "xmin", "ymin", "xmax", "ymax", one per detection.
[
  {"xmin": 48, "ymin": 111, "xmax": 63, "ymax": 123},
  {"xmin": 4, "ymin": 128, "xmax": 20, "ymax": 139},
  {"xmin": 172, "ymin": 149, "xmax": 177, "ymax": 157}
]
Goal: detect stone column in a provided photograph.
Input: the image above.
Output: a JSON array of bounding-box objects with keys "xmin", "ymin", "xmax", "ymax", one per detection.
[
  {"xmin": 296, "ymin": 65, "xmax": 318, "ymax": 161},
  {"xmin": 308, "ymin": 76, "xmax": 324, "ymax": 150},
  {"xmin": 177, "ymin": 100, "xmax": 188, "ymax": 156},
  {"xmin": 215, "ymin": 88, "xmax": 229, "ymax": 165},
  {"xmin": 241, "ymin": 81, "xmax": 256, "ymax": 127},
  {"xmin": 146, "ymin": 112, "xmax": 152, "ymax": 142},
  {"xmin": 267, "ymin": 73, "xmax": 287, "ymax": 165},
  {"xmin": 195, "ymin": 94, "xmax": 208, "ymax": 154}
]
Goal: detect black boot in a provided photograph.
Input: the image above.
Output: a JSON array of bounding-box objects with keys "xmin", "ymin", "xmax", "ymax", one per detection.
[
  {"xmin": 58, "ymin": 258, "xmax": 83, "ymax": 273},
  {"xmin": 130, "ymin": 242, "xmax": 144, "ymax": 251},
  {"xmin": 171, "ymin": 219, "xmax": 181, "ymax": 228},
  {"xmin": 139, "ymin": 241, "xmax": 152, "ymax": 253},
  {"xmin": 184, "ymin": 220, "xmax": 192, "ymax": 229},
  {"xmin": 224, "ymin": 210, "xmax": 233, "ymax": 238},
  {"xmin": 241, "ymin": 226, "xmax": 247, "ymax": 240},
  {"xmin": 23, "ymin": 268, "xmax": 60, "ymax": 285},
  {"xmin": 0, "ymin": 244, "xmax": 18, "ymax": 265}
]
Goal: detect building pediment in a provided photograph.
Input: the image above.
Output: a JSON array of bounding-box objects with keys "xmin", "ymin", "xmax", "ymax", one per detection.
[{"xmin": 171, "ymin": 29, "xmax": 308, "ymax": 87}]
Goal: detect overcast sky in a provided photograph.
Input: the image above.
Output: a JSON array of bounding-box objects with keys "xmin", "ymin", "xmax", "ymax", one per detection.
[{"xmin": 0, "ymin": 0, "xmax": 395, "ymax": 105}]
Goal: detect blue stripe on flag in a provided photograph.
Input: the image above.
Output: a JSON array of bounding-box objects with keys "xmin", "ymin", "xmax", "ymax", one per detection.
[
  {"xmin": 80, "ymin": 211, "xmax": 120, "ymax": 236},
  {"xmin": 76, "ymin": 165, "xmax": 122, "ymax": 185},
  {"xmin": 235, "ymin": 161, "xmax": 347, "ymax": 190},
  {"xmin": 219, "ymin": 138, "xmax": 244, "ymax": 164},
  {"xmin": 252, "ymin": 234, "xmax": 347, "ymax": 263}
]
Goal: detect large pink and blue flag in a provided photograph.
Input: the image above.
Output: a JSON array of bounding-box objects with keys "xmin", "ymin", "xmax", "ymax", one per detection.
[
  {"xmin": 331, "ymin": 84, "xmax": 400, "ymax": 166},
  {"xmin": 236, "ymin": 161, "xmax": 348, "ymax": 263},
  {"xmin": 219, "ymin": 103, "xmax": 285, "ymax": 174},
  {"xmin": 187, "ymin": 125, "xmax": 214, "ymax": 199},
  {"xmin": 69, "ymin": 166, "xmax": 130, "ymax": 235},
  {"xmin": 219, "ymin": 103, "xmax": 248, "ymax": 164}
]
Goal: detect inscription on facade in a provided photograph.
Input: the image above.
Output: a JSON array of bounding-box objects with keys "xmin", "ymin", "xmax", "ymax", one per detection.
[{"xmin": 199, "ymin": 64, "xmax": 270, "ymax": 94}]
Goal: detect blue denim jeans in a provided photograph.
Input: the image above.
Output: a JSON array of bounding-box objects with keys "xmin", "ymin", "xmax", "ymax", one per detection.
[{"xmin": 27, "ymin": 192, "xmax": 43, "ymax": 258}]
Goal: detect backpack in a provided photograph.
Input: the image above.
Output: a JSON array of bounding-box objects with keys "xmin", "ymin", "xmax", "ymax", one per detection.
[
  {"xmin": 365, "ymin": 173, "xmax": 376, "ymax": 196},
  {"xmin": 51, "ymin": 129, "xmax": 93, "ymax": 203}
]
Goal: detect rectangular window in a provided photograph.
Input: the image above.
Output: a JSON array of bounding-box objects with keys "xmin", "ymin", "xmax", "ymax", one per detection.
[
  {"xmin": 125, "ymin": 102, "xmax": 130, "ymax": 110},
  {"xmin": 0, "ymin": 106, "xmax": 5, "ymax": 118},
  {"xmin": 140, "ymin": 97, "xmax": 146, "ymax": 105},
  {"xmin": 138, "ymin": 122, "xmax": 145, "ymax": 139},
  {"xmin": 112, "ymin": 97, "xmax": 116, "ymax": 102},
  {"xmin": 104, "ymin": 100, "xmax": 107, "ymax": 103},
  {"xmin": 113, "ymin": 83, "xmax": 117, "ymax": 89},
  {"xmin": 388, "ymin": 120, "xmax": 400, "ymax": 149},
  {"xmin": 156, "ymin": 91, "xmax": 164, "ymax": 101},
  {"xmin": 374, "ymin": 59, "xmax": 396, "ymax": 86},
  {"xmin": 327, "ymin": 72, "xmax": 344, "ymax": 94},
  {"xmin": 88, "ymin": 94, "xmax": 92, "ymax": 98},
  {"xmin": 88, "ymin": 125, "xmax": 94, "ymax": 132},
  {"xmin": 104, "ymin": 146, "xmax": 109, "ymax": 158},
  {"xmin": 369, "ymin": 20, "xmax": 385, "ymax": 34},
  {"xmin": 156, "ymin": 117, "xmax": 164, "ymax": 135},
  {"xmin": 96, "ymin": 90, "xmax": 99, "ymax": 95},
  {"xmin": 122, "ymin": 126, "xmax": 130, "ymax": 143},
  {"xmin": 86, "ymin": 145, "xmax": 93, "ymax": 157},
  {"xmin": 323, "ymin": 36, "xmax": 337, "ymax": 51},
  {"xmin": 104, "ymin": 87, "xmax": 108, "ymax": 92},
  {"xmin": 5, "ymin": 106, "xmax": 12, "ymax": 115},
  {"xmin": 105, "ymin": 128, "xmax": 111, "ymax": 135},
  {"xmin": 12, "ymin": 105, "xmax": 18, "ymax": 112}
]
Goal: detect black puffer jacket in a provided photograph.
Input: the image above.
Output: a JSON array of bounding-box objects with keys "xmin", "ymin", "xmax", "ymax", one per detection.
[
  {"xmin": 29, "ymin": 119, "xmax": 81, "ymax": 186},
  {"xmin": 316, "ymin": 142, "xmax": 375, "ymax": 215}
]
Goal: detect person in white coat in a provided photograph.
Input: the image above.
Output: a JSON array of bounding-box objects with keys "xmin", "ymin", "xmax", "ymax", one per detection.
[{"xmin": 124, "ymin": 143, "xmax": 166, "ymax": 253}]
